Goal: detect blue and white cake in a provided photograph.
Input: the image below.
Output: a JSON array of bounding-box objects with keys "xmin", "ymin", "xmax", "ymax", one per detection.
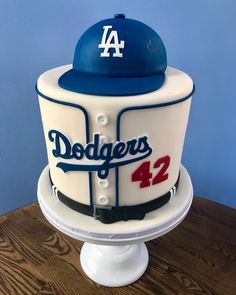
[{"xmin": 36, "ymin": 14, "xmax": 194, "ymax": 224}]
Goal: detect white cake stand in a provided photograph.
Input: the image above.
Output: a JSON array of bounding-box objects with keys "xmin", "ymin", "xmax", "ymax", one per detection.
[{"xmin": 37, "ymin": 165, "xmax": 193, "ymax": 287}]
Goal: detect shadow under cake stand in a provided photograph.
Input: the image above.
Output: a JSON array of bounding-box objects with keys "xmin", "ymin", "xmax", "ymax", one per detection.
[{"xmin": 37, "ymin": 165, "xmax": 193, "ymax": 287}]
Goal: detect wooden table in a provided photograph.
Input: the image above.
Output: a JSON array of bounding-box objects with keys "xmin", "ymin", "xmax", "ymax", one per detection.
[{"xmin": 0, "ymin": 197, "xmax": 235, "ymax": 295}]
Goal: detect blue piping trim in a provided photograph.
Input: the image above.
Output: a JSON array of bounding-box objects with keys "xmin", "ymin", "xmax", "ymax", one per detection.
[
  {"xmin": 35, "ymin": 84, "xmax": 93, "ymax": 207},
  {"xmin": 115, "ymin": 85, "xmax": 195, "ymax": 207}
]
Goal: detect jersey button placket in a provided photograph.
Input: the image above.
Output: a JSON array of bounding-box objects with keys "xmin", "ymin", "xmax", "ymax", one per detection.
[{"xmin": 96, "ymin": 113, "xmax": 111, "ymax": 205}]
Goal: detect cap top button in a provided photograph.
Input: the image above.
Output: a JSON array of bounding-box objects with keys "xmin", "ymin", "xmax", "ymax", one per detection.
[{"xmin": 114, "ymin": 14, "xmax": 125, "ymax": 19}]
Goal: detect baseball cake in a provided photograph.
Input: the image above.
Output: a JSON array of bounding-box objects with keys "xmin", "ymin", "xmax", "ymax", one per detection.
[{"xmin": 36, "ymin": 14, "xmax": 194, "ymax": 224}]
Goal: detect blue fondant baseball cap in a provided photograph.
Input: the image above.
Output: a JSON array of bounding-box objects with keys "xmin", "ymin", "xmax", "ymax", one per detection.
[{"xmin": 59, "ymin": 14, "xmax": 167, "ymax": 96}]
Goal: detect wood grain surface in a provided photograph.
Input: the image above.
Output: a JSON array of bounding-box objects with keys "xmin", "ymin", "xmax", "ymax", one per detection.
[{"xmin": 0, "ymin": 197, "xmax": 235, "ymax": 295}]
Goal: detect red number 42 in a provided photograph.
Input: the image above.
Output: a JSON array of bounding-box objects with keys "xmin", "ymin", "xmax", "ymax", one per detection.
[{"xmin": 131, "ymin": 155, "xmax": 170, "ymax": 188}]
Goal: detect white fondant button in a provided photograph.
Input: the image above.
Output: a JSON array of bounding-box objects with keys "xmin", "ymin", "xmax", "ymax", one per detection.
[
  {"xmin": 97, "ymin": 178, "xmax": 109, "ymax": 188},
  {"xmin": 98, "ymin": 195, "xmax": 110, "ymax": 205},
  {"xmin": 100, "ymin": 135, "xmax": 109, "ymax": 144},
  {"xmin": 96, "ymin": 113, "xmax": 109, "ymax": 126}
]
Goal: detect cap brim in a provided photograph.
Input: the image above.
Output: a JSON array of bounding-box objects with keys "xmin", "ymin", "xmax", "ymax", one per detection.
[{"xmin": 58, "ymin": 69, "xmax": 165, "ymax": 96}]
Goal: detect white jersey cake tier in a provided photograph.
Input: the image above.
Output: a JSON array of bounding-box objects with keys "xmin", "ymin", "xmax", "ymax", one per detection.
[
  {"xmin": 37, "ymin": 65, "xmax": 193, "ymax": 205},
  {"xmin": 36, "ymin": 14, "xmax": 194, "ymax": 224}
]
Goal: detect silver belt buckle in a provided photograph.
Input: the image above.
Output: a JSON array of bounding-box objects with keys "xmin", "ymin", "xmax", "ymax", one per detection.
[{"xmin": 169, "ymin": 185, "xmax": 177, "ymax": 201}]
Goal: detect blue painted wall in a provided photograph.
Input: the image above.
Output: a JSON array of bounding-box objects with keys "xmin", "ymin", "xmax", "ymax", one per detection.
[{"xmin": 0, "ymin": 0, "xmax": 235, "ymax": 215}]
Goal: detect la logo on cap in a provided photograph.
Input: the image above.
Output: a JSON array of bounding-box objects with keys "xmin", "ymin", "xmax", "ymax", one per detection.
[{"xmin": 98, "ymin": 25, "xmax": 125, "ymax": 58}]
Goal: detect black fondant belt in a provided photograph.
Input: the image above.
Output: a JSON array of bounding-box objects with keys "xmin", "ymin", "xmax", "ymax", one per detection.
[{"xmin": 49, "ymin": 171, "xmax": 180, "ymax": 224}]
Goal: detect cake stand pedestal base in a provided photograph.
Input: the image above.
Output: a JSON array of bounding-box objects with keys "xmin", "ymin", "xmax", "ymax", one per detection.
[
  {"xmin": 81, "ymin": 243, "xmax": 148, "ymax": 287},
  {"xmin": 37, "ymin": 164, "xmax": 193, "ymax": 287}
]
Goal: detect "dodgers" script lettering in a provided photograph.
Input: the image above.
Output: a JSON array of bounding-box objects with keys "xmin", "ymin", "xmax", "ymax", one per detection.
[{"xmin": 48, "ymin": 130, "xmax": 152, "ymax": 179}]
